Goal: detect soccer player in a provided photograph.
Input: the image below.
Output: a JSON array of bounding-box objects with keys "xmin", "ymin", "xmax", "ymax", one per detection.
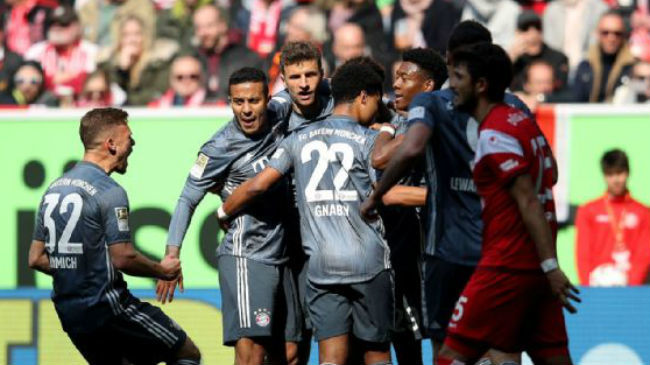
[
  {"xmin": 217, "ymin": 61, "xmax": 424, "ymax": 365},
  {"xmin": 28, "ymin": 108, "xmax": 201, "ymax": 365},
  {"xmin": 160, "ymin": 68, "xmax": 299, "ymax": 365},
  {"xmin": 369, "ymin": 47, "xmax": 447, "ymax": 365},
  {"xmin": 364, "ymin": 21, "xmax": 535, "ymax": 365}
]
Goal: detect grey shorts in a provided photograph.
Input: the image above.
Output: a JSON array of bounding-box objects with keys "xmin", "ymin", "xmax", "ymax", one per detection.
[
  {"xmin": 218, "ymin": 256, "xmax": 302, "ymax": 345},
  {"xmin": 306, "ymin": 270, "xmax": 394, "ymax": 344}
]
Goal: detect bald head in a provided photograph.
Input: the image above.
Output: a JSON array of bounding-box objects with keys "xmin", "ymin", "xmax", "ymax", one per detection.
[
  {"xmin": 193, "ymin": 5, "xmax": 228, "ymax": 51},
  {"xmin": 333, "ymin": 23, "xmax": 365, "ymax": 64},
  {"xmin": 170, "ymin": 56, "xmax": 203, "ymax": 97}
]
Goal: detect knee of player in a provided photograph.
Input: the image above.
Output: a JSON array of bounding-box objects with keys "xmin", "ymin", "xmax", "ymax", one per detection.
[
  {"xmin": 285, "ymin": 342, "xmax": 299, "ymax": 365},
  {"xmin": 178, "ymin": 337, "xmax": 201, "ymax": 361}
]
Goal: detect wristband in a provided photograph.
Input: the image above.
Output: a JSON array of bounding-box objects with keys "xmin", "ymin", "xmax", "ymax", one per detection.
[
  {"xmin": 379, "ymin": 125, "xmax": 396, "ymax": 137},
  {"xmin": 541, "ymin": 258, "xmax": 559, "ymax": 273},
  {"xmin": 217, "ymin": 206, "xmax": 229, "ymax": 220}
]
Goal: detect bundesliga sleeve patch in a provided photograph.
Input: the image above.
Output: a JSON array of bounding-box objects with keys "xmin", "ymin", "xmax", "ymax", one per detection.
[
  {"xmin": 190, "ymin": 153, "xmax": 209, "ymax": 179},
  {"xmin": 408, "ymin": 106, "xmax": 425, "ymax": 121},
  {"xmin": 115, "ymin": 207, "xmax": 129, "ymax": 232}
]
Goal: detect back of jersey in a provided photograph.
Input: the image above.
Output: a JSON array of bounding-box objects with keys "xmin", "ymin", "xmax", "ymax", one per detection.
[
  {"xmin": 269, "ymin": 116, "xmax": 391, "ymax": 285},
  {"xmin": 33, "ymin": 162, "xmax": 131, "ymax": 333}
]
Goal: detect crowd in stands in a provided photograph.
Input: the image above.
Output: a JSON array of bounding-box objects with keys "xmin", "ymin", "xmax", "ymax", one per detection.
[{"xmin": 1, "ymin": 0, "xmax": 649, "ymax": 108}]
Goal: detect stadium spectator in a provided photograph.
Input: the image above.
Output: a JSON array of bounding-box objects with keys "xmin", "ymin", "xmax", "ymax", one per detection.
[
  {"xmin": 324, "ymin": 22, "xmax": 366, "ymax": 75},
  {"xmin": 515, "ymin": 60, "xmax": 556, "ymax": 111},
  {"xmin": 236, "ymin": 0, "xmax": 294, "ymax": 58},
  {"xmin": 613, "ymin": 59, "xmax": 650, "ymax": 103},
  {"xmin": 509, "ymin": 10, "xmax": 569, "ymax": 92},
  {"xmin": 78, "ymin": 0, "xmax": 155, "ymax": 56},
  {"xmin": 156, "ymin": 0, "xmax": 212, "ymax": 46},
  {"xmin": 0, "ymin": 19, "xmax": 24, "ymax": 96},
  {"xmin": 629, "ymin": 0, "xmax": 650, "ymax": 61},
  {"xmin": 0, "ymin": 0, "xmax": 54, "ymax": 56},
  {"xmin": 266, "ymin": 6, "xmax": 328, "ymax": 92},
  {"xmin": 389, "ymin": 0, "xmax": 461, "ymax": 54},
  {"xmin": 576, "ymin": 149, "xmax": 650, "ymax": 286},
  {"xmin": 543, "ymin": 0, "xmax": 608, "ymax": 70},
  {"xmin": 76, "ymin": 69, "xmax": 126, "ymax": 107},
  {"xmin": 460, "ymin": 0, "xmax": 521, "ymax": 48},
  {"xmin": 0, "ymin": 61, "xmax": 58, "ymax": 106},
  {"xmin": 24, "ymin": 6, "xmax": 98, "ymax": 99},
  {"xmin": 192, "ymin": 5, "xmax": 262, "ymax": 103},
  {"xmin": 99, "ymin": 15, "xmax": 178, "ymax": 105},
  {"xmin": 149, "ymin": 55, "xmax": 209, "ymax": 107},
  {"xmin": 572, "ymin": 10, "xmax": 636, "ymax": 102}
]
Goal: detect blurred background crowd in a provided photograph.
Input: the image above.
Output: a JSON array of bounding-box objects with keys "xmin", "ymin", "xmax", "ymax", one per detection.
[{"xmin": 0, "ymin": 0, "xmax": 649, "ymax": 110}]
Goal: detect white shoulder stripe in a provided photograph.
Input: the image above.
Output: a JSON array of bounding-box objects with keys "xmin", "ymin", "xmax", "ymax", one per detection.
[{"xmin": 474, "ymin": 129, "xmax": 523, "ymax": 164}]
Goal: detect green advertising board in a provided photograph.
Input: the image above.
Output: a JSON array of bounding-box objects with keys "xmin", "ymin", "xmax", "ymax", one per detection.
[{"xmin": 0, "ymin": 109, "xmax": 233, "ymax": 289}]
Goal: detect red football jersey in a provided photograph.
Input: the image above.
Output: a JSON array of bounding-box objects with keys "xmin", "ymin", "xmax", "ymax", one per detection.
[{"xmin": 473, "ymin": 104, "xmax": 557, "ymax": 270}]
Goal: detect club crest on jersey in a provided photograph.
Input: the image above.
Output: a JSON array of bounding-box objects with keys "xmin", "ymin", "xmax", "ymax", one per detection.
[
  {"xmin": 115, "ymin": 207, "xmax": 129, "ymax": 232},
  {"xmin": 507, "ymin": 112, "xmax": 526, "ymax": 126},
  {"xmin": 190, "ymin": 153, "xmax": 209, "ymax": 179},
  {"xmin": 254, "ymin": 308, "xmax": 271, "ymax": 327}
]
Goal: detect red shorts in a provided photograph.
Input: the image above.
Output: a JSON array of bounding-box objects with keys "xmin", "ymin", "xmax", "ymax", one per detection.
[{"xmin": 445, "ymin": 267, "xmax": 569, "ymax": 359}]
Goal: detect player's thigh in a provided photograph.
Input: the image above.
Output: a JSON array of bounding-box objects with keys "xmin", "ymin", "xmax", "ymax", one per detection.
[
  {"xmin": 280, "ymin": 262, "xmax": 304, "ymax": 344},
  {"xmin": 526, "ymin": 285, "xmax": 571, "ymax": 362},
  {"xmin": 423, "ymin": 255, "xmax": 475, "ymax": 341},
  {"xmin": 306, "ymin": 279, "xmax": 352, "ymax": 341},
  {"xmin": 445, "ymin": 269, "xmax": 533, "ymax": 356},
  {"xmin": 67, "ymin": 328, "xmax": 122, "ymax": 365},
  {"xmin": 351, "ymin": 270, "xmax": 394, "ymax": 345},
  {"xmin": 110, "ymin": 298, "xmax": 188, "ymax": 365},
  {"xmin": 218, "ymin": 256, "xmax": 282, "ymax": 345}
]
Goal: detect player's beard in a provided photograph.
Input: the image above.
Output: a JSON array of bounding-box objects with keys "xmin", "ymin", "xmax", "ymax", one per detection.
[{"xmin": 455, "ymin": 93, "xmax": 478, "ymax": 114}]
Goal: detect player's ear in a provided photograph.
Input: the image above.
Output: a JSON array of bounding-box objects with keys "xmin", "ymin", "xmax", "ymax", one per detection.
[
  {"xmin": 359, "ymin": 90, "xmax": 368, "ymax": 105},
  {"xmin": 476, "ymin": 77, "xmax": 488, "ymax": 95},
  {"xmin": 424, "ymin": 78, "xmax": 435, "ymax": 92},
  {"xmin": 106, "ymin": 138, "xmax": 117, "ymax": 155}
]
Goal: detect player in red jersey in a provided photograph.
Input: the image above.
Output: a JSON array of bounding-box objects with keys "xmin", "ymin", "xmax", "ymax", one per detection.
[{"xmin": 435, "ymin": 43, "xmax": 581, "ymax": 365}]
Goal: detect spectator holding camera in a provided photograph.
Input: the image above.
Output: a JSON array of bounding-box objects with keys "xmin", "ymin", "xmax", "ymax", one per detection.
[{"xmin": 576, "ymin": 149, "xmax": 650, "ymax": 287}]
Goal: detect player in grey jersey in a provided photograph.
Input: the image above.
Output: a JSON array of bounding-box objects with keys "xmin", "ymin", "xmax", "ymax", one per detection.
[
  {"xmin": 29, "ymin": 108, "xmax": 201, "ymax": 365},
  {"xmin": 218, "ymin": 61, "xmax": 425, "ymax": 365},
  {"xmin": 157, "ymin": 68, "xmax": 302, "ymax": 365}
]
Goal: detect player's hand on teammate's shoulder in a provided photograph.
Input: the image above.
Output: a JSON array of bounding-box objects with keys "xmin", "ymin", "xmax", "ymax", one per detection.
[{"xmin": 546, "ymin": 268, "xmax": 581, "ymax": 314}]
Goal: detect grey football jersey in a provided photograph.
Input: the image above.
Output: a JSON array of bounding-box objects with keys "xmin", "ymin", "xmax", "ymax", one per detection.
[
  {"xmin": 270, "ymin": 85, "xmax": 335, "ymax": 133},
  {"xmin": 33, "ymin": 162, "xmax": 134, "ymax": 333},
  {"xmin": 268, "ymin": 116, "xmax": 391, "ymax": 285},
  {"xmin": 167, "ymin": 115, "xmax": 290, "ymax": 265}
]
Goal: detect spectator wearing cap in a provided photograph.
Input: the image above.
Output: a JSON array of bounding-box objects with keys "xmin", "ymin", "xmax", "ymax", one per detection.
[
  {"xmin": 148, "ymin": 55, "xmax": 209, "ymax": 107},
  {"xmin": 0, "ymin": 0, "xmax": 55, "ymax": 56},
  {"xmin": 192, "ymin": 5, "xmax": 262, "ymax": 103},
  {"xmin": 0, "ymin": 61, "xmax": 57, "ymax": 106},
  {"xmin": 0, "ymin": 18, "xmax": 24, "ymax": 96},
  {"xmin": 24, "ymin": 6, "xmax": 98, "ymax": 99},
  {"xmin": 78, "ymin": 0, "xmax": 155, "ymax": 56},
  {"xmin": 509, "ymin": 10, "xmax": 569, "ymax": 92},
  {"xmin": 99, "ymin": 15, "xmax": 178, "ymax": 105},
  {"xmin": 572, "ymin": 10, "xmax": 636, "ymax": 102},
  {"xmin": 156, "ymin": 0, "xmax": 213, "ymax": 46},
  {"xmin": 543, "ymin": 0, "xmax": 608, "ymax": 70}
]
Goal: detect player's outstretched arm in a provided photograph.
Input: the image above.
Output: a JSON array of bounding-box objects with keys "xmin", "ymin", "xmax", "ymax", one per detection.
[
  {"xmin": 382, "ymin": 186, "xmax": 426, "ymax": 207},
  {"xmin": 219, "ymin": 167, "xmax": 284, "ymax": 222},
  {"xmin": 157, "ymin": 245, "xmax": 184, "ymax": 304},
  {"xmin": 28, "ymin": 240, "xmax": 52, "ymax": 276},
  {"xmin": 109, "ymin": 242, "xmax": 181, "ymax": 281},
  {"xmin": 509, "ymin": 173, "xmax": 581, "ymax": 313},
  {"xmin": 362, "ymin": 123, "xmax": 431, "ymax": 220}
]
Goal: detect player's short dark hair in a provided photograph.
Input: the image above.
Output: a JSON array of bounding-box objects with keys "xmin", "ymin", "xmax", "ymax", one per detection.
[
  {"xmin": 402, "ymin": 48, "xmax": 447, "ymax": 90},
  {"xmin": 228, "ymin": 67, "xmax": 269, "ymax": 96},
  {"xmin": 79, "ymin": 108, "xmax": 129, "ymax": 150},
  {"xmin": 331, "ymin": 62, "xmax": 383, "ymax": 104},
  {"xmin": 451, "ymin": 43, "xmax": 512, "ymax": 102},
  {"xmin": 280, "ymin": 41, "xmax": 323, "ymax": 74},
  {"xmin": 342, "ymin": 56, "xmax": 385, "ymax": 83},
  {"xmin": 447, "ymin": 20, "xmax": 492, "ymax": 53},
  {"xmin": 601, "ymin": 149, "xmax": 629, "ymax": 173}
]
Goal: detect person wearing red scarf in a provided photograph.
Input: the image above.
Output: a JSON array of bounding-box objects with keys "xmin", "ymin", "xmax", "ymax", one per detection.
[{"xmin": 576, "ymin": 149, "xmax": 650, "ymax": 286}]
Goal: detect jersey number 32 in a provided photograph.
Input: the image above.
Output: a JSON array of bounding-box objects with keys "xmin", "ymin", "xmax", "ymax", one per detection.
[{"xmin": 42, "ymin": 193, "xmax": 84, "ymax": 255}]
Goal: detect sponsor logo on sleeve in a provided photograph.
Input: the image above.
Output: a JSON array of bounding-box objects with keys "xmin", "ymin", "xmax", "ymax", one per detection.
[
  {"xmin": 408, "ymin": 106, "xmax": 425, "ymax": 121},
  {"xmin": 115, "ymin": 207, "xmax": 129, "ymax": 232},
  {"xmin": 499, "ymin": 159, "xmax": 519, "ymax": 172},
  {"xmin": 190, "ymin": 153, "xmax": 209, "ymax": 179}
]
